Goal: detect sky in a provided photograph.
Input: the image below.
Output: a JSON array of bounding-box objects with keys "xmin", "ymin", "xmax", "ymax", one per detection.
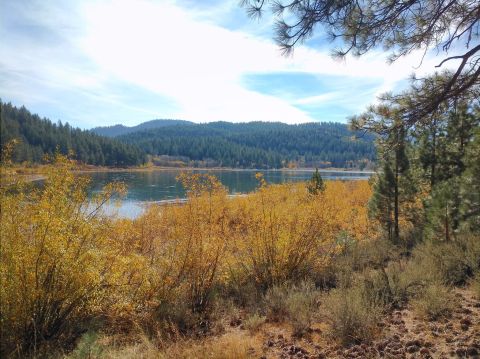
[{"xmin": 0, "ymin": 0, "xmax": 440, "ymax": 128}]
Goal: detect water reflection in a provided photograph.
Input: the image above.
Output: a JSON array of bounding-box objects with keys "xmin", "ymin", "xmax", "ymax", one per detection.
[{"xmin": 85, "ymin": 169, "xmax": 371, "ymax": 218}]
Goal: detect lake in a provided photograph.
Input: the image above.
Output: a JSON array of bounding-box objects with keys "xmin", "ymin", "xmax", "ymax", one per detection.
[{"xmin": 86, "ymin": 169, "xmax": 372, "ymax": 218}]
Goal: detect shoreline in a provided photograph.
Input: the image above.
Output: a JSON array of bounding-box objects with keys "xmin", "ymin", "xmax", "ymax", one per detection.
[
  {"xmin": 74, "ymin": 166, "xmax": 375, "ymax": 175},
  {"xmin": 16, "ymin": 166, "xmax": 375, "ymax": 182}
]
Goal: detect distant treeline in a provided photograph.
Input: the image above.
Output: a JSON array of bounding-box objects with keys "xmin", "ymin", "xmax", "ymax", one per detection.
[
  {"xmin": 96, "ymin": 121, "xmax": 376, "ymax": 169},
  {"xmin": 1, "ymin": 101, "xmax": 376, "ymax": 169},
  {"xmin": 0, "ymin": 101, "xmax": 146, "ymax": 166}
]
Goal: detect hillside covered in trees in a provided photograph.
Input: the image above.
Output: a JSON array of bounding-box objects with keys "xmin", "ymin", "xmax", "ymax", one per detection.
[
  {"xmin": 2, "ymin": 101, "xmax": 375, "ymax": 169},
  {"xmin": 94, "ymin": 121, "xmax": 376, "ymax": 168},
  {"xmin": 92, "ymin": 119, "xmax": 194, "ymax": 137},
  {"xmin": 0, "ymin": 101, "xmax": 146, "ymax": 166}
]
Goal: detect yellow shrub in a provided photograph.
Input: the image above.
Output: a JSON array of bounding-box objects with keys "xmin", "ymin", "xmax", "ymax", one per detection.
[
  {"xmin": 109, "ymin": 176, "xmax": 373, "ymax": 329},
  {"xmin": 0, "ymin": 155, "xmax": 126, "ymax": 356},
  {"xmin": 224, "ymin": 180, "xmax": 373, "ymax": 289},
  {"xmin": 1, "ymin": 158, "xmax": 374, "ymax": 355},
  {"xmin": 109, "ymin": 173, "xmax": 233, "ymax": 328}
]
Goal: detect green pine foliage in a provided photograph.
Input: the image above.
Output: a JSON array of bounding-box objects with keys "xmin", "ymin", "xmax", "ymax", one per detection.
[
  {"xmin": 0, "ymin": 101, "xmax": 146, "ymax": 166},
  {"xmin": 307, "ymin": 168, "xmax": 325, "ymax": 194},
  {"xmin": 416, "ymin": 102, "xmax": 480, "ymax": 240},
  {"xmin": 362, "ymin": 79, "xmax": 480, "ymax": 243},
  {"xmin": 113, "ymin": 121, "xmax": 376, "ymax": 169}
]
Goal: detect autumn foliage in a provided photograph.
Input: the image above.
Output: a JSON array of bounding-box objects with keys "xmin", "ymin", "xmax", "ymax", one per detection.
[{"xmin": 0, "ymin": 156, "xmax": 373, "ymax": 356}]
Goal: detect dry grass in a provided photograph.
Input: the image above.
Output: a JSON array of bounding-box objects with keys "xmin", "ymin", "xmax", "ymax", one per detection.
[
  {"xmin": 323, "ymin": 285, "xmax": 383, "ymax": 346},
  {"xmin": 411, "ymin": 282, "xmax": 456, "ymax": 320},
  {"xmin": 244, "ymin": 313, "xmax": 266, "ymax": 334},
  {"xmin": 99, "ymin": 333, "xmax": 258, "ymax": 359},
  {"xmin": 470, "ymin": 272, "xmax": 480, "ymax": 300}
]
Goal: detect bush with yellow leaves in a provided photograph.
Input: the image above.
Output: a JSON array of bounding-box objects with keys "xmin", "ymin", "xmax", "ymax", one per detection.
[
  {"xmin": 0, "ymin": 153, "xmax": 373, "ymax": 355},
  {"xmin": 0, "ymin": 154, "xmax": 126, "ymax": 356}
]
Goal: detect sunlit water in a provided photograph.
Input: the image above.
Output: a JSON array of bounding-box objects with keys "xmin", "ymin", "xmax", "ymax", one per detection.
[{"xmin": 84, "ymin": 169, "xmax": 372, "ymax": 218}]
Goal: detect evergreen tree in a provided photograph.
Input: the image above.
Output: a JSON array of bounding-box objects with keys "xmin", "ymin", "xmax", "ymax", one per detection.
[
  {"xmin": 307, "ymin": 168, "xmax": 325, "ymax": 195},
  {"xmin": 367, "ymin": 115, "xmax": 416, "ymax": 244},
  {"xmin": 0, "ymin": 101, "xmax": 146, "ymax": 166}
]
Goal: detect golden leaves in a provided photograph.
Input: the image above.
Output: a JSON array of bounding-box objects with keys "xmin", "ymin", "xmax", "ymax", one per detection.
[{"xmin": 1, "ymin": 160, "xmax": 375, "ymax": 354}]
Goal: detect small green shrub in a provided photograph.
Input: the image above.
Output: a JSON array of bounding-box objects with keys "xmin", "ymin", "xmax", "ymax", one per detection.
[
  {"xmin": 285, "ymin": 283, "xmax": 318, "ymax": 337},
  {"xmin": 470, "ymin": 273, "xmax": 480, "ymax": 300},
  {"xmin": 411, "ymin": 282, "xmax": 455, "ymax": 320},
  {"xmin": 384, "ymin": 261, "xmax": 411, "ymax": 305},
  {"xmin": 323, "ymin": 285, "xmax": 383, "ymax": 346},
  {"xmin": 337, "ymin": 238, "xmax": 395, "ymax": 272},
  {"xmin": 264, "ymin": 285, "xmax": 289, "ymax": 321},
  {"xmin": 221, "ymin": 275, "xmax": 262, "ymax": 309},
  {"xmin": 409, "ymin": 235, "xmax": 480, "ymax": 287},
  {"xmin": 263, "ymin": 282, "xmax": 319, "ymax": 336},
  {"xmin": 317, "ymin": 238, "xmax": 396, "ymax": 291},
  {"xmin": 243, "ymin": 313, "xmax": 266, "ymax": 333},
  {"xmin": 361, "ymin": 268, "xmax": 395, "ymax": 307},
  {"xmin": 155, "ymin": 299, "xmax": 206, "ymax": 335},
  {"xmin": 69, "ymin": 331, "xmax": 104, "ymax": 359},
  {"xmin": 461, "ymin": 234, "xmax": 480, "ymax": 273}
]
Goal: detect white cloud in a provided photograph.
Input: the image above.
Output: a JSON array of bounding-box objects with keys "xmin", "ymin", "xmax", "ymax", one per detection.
[
  {"xmin": 78, "ymin": 0, "xmax": 441, "ymax": 123},
  {"xmin": 1, "ymin": 0, "xmax": 446, "ymax": 126}
]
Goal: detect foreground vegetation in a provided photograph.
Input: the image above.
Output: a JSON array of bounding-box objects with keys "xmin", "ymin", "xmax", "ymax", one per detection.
[
  {"xmin": 1, "ymin": 148, "xmax": 479, "ymax": 358},
  {"xmin": 2, "ymin": 77, "xmax": 479, "ymax": 359},
  {"xmin": 0, "ymin": 151, "xmax": 373, "ymax": 356}
]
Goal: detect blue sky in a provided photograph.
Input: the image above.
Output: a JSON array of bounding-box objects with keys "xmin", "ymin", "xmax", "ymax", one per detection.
[{"xmin": 0, "ymin": 0, "xmax": 438, "ymax": 128}]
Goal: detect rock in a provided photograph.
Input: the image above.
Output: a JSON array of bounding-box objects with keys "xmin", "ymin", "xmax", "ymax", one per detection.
[
  {"xmin": 406, "ymin": 339, "xmax": 422, "ymax": 347},
  {"xmin": 287, "ymin": 345, "xmax": 307, "ymax": 355},
  {"xmin": 229, "ymin": 318, "xmax": 242, "ymax": 326},
  {"xmin": 466, "ymin": 347, "xmax": 479, "ymax": 356},
  {"xmin": 420, "ymin": 348, "xmax": 430, "ymax": 355},
  {"xmin": 389, "ymin": 342, "xmax": 403, "ymax": 351},
  {"xmin": 406, "ymin": 345, "xmax": 419, "ymax": 353},
  {"xmin": 456, "ymin": 348, "xmax": 467, "ymax": 356},
  {"xmin": 445, "ymin": 336, "xmax": 455, "ymax": 343}
]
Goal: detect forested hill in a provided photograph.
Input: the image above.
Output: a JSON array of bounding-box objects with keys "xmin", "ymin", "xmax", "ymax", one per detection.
[
  {"xmin": 0, "ymin": 102, "xmax": 146, "ymax": 166},
  {"xmin": 109, "ymin": 121, "xmax": 376, "ymax": 169},
  {"xmin": 92, "ymin": 119, "xmax": 193, "ymax": 137},
  {"xmin": 1, "ymin": 101, "xmax": 375, "ymax": 169}
]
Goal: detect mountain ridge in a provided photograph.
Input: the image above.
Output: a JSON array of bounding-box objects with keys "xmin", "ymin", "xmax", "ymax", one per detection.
[
  {"xmin": 91, "ymin": 119, "xmax": 194, "ymax": 137},
  {"xmin": 113, "ymin": 120, "xmax": 376, "ymax": 169}
]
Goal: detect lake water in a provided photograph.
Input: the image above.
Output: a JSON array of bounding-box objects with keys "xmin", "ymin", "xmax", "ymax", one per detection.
[{"xmin": 86, "ymin": 169, "xmax": 372, "ymax": 218}]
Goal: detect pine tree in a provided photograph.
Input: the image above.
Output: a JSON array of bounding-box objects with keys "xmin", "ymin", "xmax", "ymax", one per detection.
[{"xmin": 307, "ymin": 168, "xmax": 325, "ymax": 195}]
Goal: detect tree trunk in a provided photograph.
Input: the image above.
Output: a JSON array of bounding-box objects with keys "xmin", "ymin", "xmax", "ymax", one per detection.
[
  {"xmin": 394, "ymin": 158, "xmax": 400, "ymax": 244},
  {"xmin": 431, "ymin": 120, "xmax": 437, "ymax": 189}
]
